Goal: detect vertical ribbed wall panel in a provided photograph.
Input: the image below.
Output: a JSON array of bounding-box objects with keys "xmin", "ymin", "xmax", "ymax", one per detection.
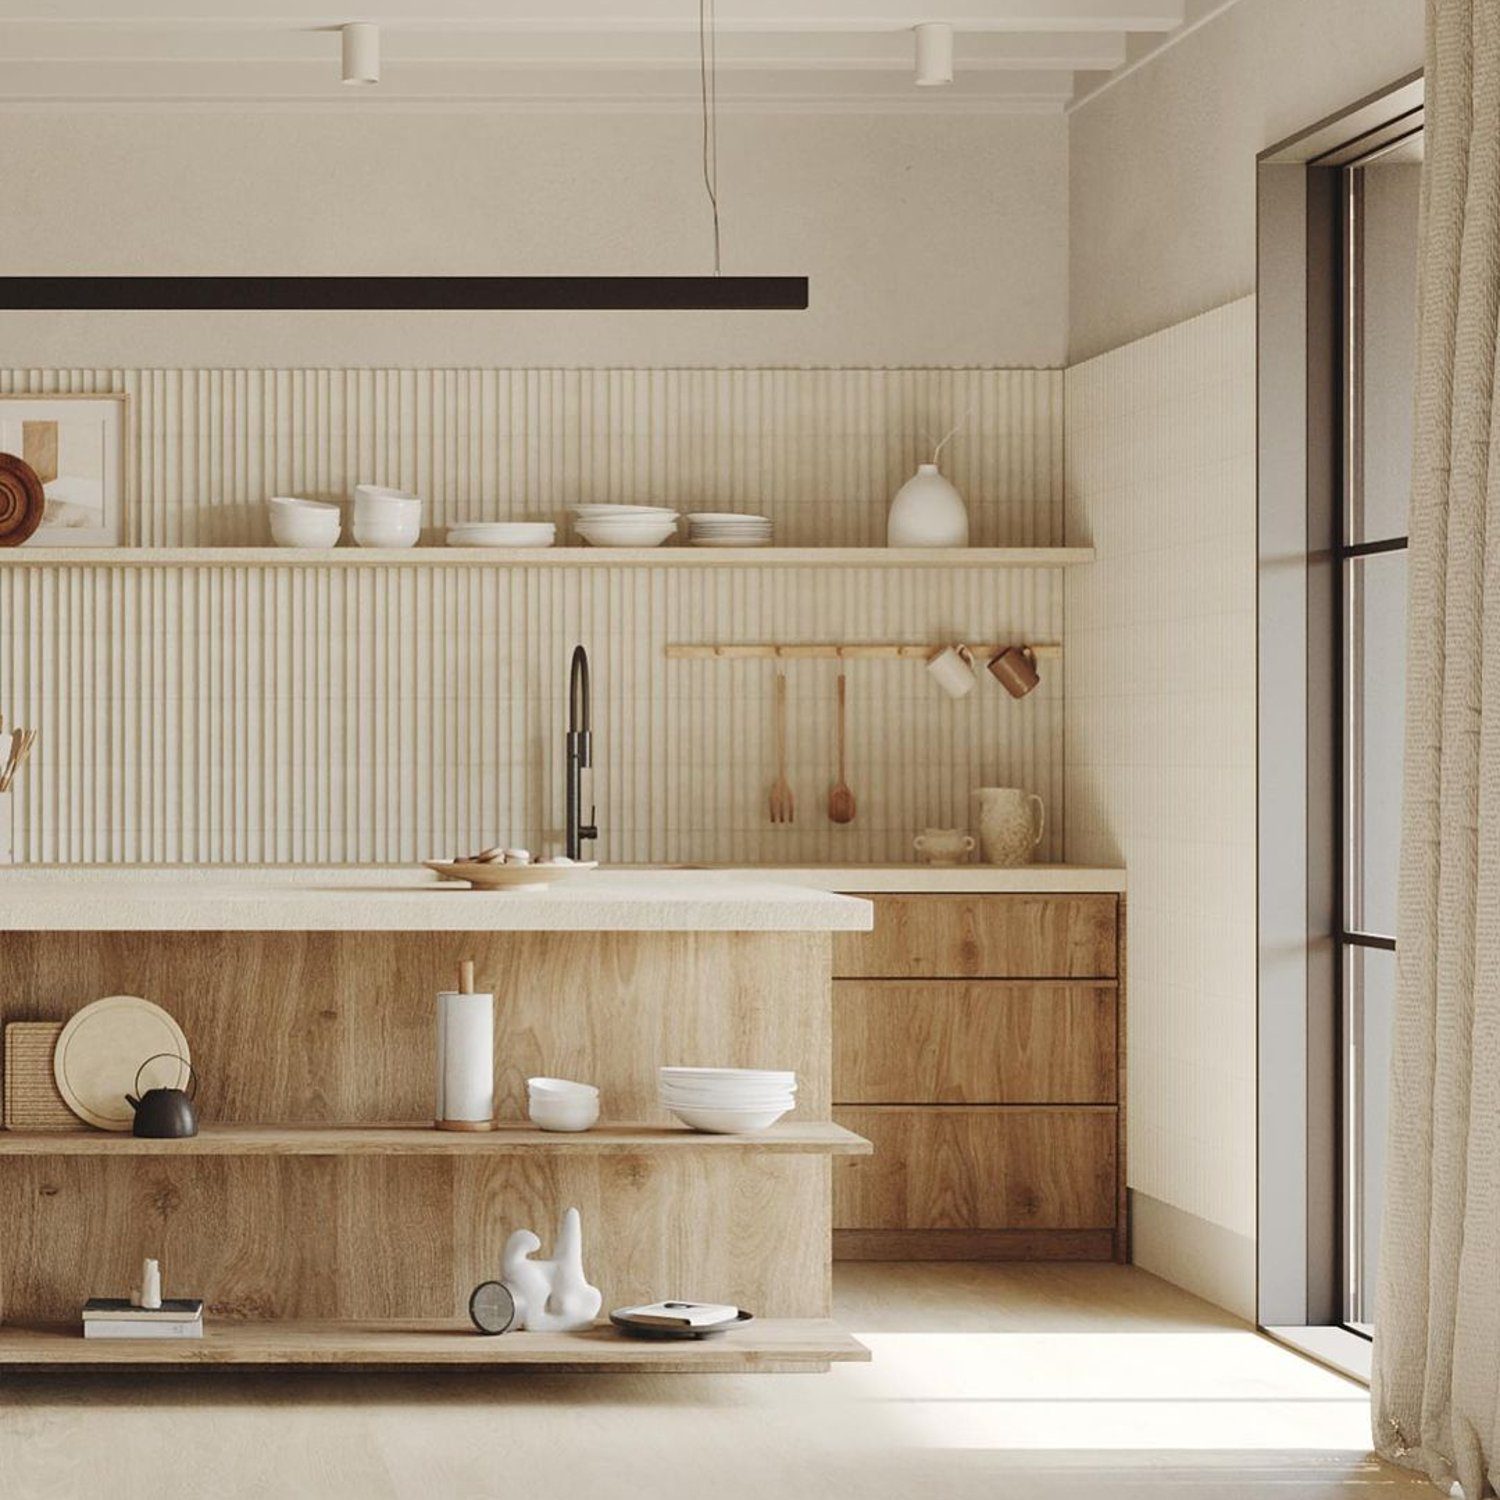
[
  {"xmin": 0, "ymin": 561, "xmax": 1063, "ymax": 866},
  {"xmin": 0, "ymin": 368, "xmax": 1063, "ymax": 548}
]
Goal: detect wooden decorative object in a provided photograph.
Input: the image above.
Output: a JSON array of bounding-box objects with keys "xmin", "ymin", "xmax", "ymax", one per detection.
[
  {"xmin": 0, "ymin": 453, "xmax": 45, "ymax": 548},
  {"xmin": 3, "ymin": 1022, "xmax": 74, "ymax": 1131}
]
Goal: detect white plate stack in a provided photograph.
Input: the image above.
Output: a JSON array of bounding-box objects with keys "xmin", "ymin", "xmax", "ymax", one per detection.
[
  {"xmin": 446, "ymin": 521, "xmax": 556, "ymax": 548},
  {"xmin": 659, "ymin": 1067, "xmax": 796, "ymax": 1133},
  {"xmin": 685, "ymin": 512, "xmax": 773, "ymax": 547},
  {"xmin": 572, "ymin": 504, "xmax": 679, "ymax": 548}
]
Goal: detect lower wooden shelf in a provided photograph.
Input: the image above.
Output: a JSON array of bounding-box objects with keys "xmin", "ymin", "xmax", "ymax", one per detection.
[
  {"xmin": 0, "ymin": 1318, "xmax": 870, "ymax": 1371},
  {"xmin": 0, "ymin": 1121, "xmax": 872, "ymax": 1157}
]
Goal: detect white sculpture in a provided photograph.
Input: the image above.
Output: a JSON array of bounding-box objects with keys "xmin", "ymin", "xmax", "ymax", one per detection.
[{"xmin": 501, "ymin": 1207, "xmax": 603, "ymax": 1332}]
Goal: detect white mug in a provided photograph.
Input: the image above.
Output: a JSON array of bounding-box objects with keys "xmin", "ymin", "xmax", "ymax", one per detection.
[
  {"xmin": 913, "ymin": 828, "xmax": 976, "ymax": 866},
  {"xmin": 926, "ymin": 644, "xmax": 977, "ymax": 699},
  {"xmin": 973, "ymin": 787, "xmax": 1045, "ymax": 866}
]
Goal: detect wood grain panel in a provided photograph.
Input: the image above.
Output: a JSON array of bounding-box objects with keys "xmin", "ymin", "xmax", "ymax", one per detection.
[
  {"xmin": 832, "ymin": 894, "xmax": 1118, "ymax": 978},
  {"xmin": 833, "ymin": 981, "xmax": 1116, "ymax": 1104},
  {"xmin": 0, "ymin": 929, "xmax": 829, "ymax": 1125},
  {"xmin": 832, "ymin": 1106, "xmax": 1117, "ymax": 1231}
]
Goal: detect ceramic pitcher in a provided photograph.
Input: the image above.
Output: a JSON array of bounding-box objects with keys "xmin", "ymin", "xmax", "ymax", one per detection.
[{"xmin": 973, "ymin": 787, "xmax": 1045, "ymax": 866}]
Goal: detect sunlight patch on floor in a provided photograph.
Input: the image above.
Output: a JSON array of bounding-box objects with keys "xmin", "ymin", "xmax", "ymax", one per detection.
[{"xmin": 840, "ymin": 1330, "xmax": 1375, "ymax": 1452}]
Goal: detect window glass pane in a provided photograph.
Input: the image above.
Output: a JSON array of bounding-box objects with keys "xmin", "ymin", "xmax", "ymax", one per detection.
[
  {"xmin": 1345, "ymin": 944, "xmax": 1396, "ymax": 1330},
  {"xmin": 1351, "ymin": 161, "xmax": 1420, "ymax": 545},
  {"xmin": 1346, "ymin": 549, "xmax": 1407, "ymax": 937}
]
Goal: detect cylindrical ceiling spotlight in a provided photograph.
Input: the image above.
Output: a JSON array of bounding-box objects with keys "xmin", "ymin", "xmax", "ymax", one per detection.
[
  {"xmin": 341, "ymin": 22, "xmax": 381, "ymax": 86},
  {"xmin": 913, "ymin": 22, "xmax": 954, "ymax": 87}
]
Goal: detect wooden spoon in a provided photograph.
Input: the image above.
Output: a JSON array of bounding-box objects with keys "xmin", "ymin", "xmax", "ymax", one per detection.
[
  {"xmin": 829, "ymin": 672, "xmax": 856, "ymax": 824},
  {"xmin": 768, "ymin": 669, "xmax": 795, "ymax": 824}
]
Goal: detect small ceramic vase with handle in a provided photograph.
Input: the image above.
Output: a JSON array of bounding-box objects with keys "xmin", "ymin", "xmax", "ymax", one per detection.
[
  {"xmin": 913, "ymin": 828, "xmax": 976, "ymax": 866},
  {"xmin": 973, "ymin": 787, "xmax": 1045, "ymax": 866}
]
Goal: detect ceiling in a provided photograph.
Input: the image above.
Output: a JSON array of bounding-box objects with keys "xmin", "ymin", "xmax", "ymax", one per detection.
[{"xmin": 0, "ymin": 1, "xmax": 1213, "ymax": 113}]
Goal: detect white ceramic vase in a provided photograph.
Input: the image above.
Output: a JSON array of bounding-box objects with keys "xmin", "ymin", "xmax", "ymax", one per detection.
[
  {"xmin": 973, "ymin": 787, "xmax": 1045, "ymax": 866},
  {"xmin": 887, "ymin": 464, "xmax": 969, "ymax": 548}
]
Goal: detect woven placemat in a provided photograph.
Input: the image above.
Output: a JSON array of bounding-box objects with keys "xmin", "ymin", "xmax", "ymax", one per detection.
[{"xmin": 4, "ymin": 1021, "xmax": 77, "ymax": 1130}]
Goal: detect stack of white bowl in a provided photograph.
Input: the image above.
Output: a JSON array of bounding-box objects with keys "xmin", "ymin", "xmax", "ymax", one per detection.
[
  {"xmin": 572, "ymin": 503, "xmax": 678, "ymax": 548},
  {"xmin": 685, "ymin": 512, "xmax": 773, "ymax": 548},
  {"xmin": 353, "ymin": 484, "xmax": 423, "ymax": 549},
  {"xmin": 446, "ymin": 520, "xmax": 556, "ymax": 549},
  {"xmin": 268, "ymin": 496, "xmax": 341, "ymax": 548},
  {"xmin": 659, "ymin": 1067, "xmax": 796, "ymax": 1134},
  {"xmin": 527, "ymin": 1077, "xmax": 600, "ymax": 1133}
]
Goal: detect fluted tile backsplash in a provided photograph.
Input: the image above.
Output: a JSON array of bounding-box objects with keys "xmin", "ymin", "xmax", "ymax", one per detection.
[{"xmin": 0, "ymin": 367, "xmax": 1065, "ymax": 864}]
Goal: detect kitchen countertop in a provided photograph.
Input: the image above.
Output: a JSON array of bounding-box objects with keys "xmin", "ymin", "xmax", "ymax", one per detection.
[
  {"xmin": 655, "ymin": 864, "xmax": 1126, "ymax": 894},
  {"xmin": 0, "ymin": 867, "xmax": 872, "ymax": 934}
]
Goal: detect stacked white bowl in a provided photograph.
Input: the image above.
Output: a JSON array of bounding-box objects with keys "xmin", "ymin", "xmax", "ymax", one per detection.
[
  {"xmin": 685, "ymin": 512, "xmax": 773, "ymax": 548},
  {"xmin": 353, "ymin": 484, "xmax": 423, "ymax": 549},
  {"xmin": 659, "ymin": 1067, "xmax": 796, "ymax": 1134},
  {"xmin": 527, "ymin": 1076, "xmax": 600, "ymax": 1132},
  {"xmin": 572, "ymin": 503, "xmax": 679, "ymax": 548},
  {"xmin": 268, "ymin": 495, "xmax": 341, "ymax": 548}
]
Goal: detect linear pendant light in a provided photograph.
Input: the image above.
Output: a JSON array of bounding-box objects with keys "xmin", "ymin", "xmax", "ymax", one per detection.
[{"xmin": 0, "ymin": 7, "xmax": 806, "ymax": 314}]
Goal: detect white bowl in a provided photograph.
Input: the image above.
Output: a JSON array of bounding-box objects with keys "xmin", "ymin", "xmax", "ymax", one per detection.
[
  {"xmin": 669, "ymin": 1105, "xmax": 788, "ymax": 1135},
  {"xmin": 354, "ymin": 517, "xmax": 421, "ymax": 548},
  {"xmin": 354, "ymin": 483, "xmax": 420, "ymax": 509},
  {"xmin": 527, "ymin": 1076, "xmax": 599, "ymax": 1097},
  {"xmin": 576, "ymin": 521, "xmax": 677, "ymax": 549},
  {"xmin": 572, "ymin": 504, "xmax": 678, "ymax": 519},
  {"xmin": 447, "ymin": 522, "xmax": 555, "ymax": 548},
  {"xmin": 660, "ymin": 1067, "xmax": 795, "ymax": 1084},
  {"xmin": 268, "ymin": 497, "xmax": 341, "ymax": 548},
  {"xmin": 528, "ymin": 1093, "xmax": 600, "ymax": 1132}
]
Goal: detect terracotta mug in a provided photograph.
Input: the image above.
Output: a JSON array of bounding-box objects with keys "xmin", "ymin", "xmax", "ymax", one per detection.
[
  {"xmin": 988, "ymin": 645, "xmax": 1040, "ymax": 699},
  {"xmin": 973, "ymin": 786, "xmax": 1045, "ymax": 866},
  {"xmin": 926, "ymin": 644, "xmax": 977, "ymax": 699},
  {"xmin": 913, "ymin": 828, "xmax": 976, "ymax": 866}
]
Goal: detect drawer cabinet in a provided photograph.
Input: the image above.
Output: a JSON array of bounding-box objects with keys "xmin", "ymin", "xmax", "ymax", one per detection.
[
  {"xmin": 833, "ymin": 891, "xmax": 1126, "ymax": 1263},
  {"xmin": 832, "ymin": 894, "xmax": 1118, "ymax": 979}
]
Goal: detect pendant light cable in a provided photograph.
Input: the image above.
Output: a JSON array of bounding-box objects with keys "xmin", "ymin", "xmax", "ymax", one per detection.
[{"xmin": 699, "ymin": 0, "xmax": 722, "ymax": 275}]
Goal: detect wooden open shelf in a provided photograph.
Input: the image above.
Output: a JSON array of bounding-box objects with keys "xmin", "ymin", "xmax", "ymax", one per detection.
[
  {"xmin": 3, "ymin": 545, "xmax": 1093, "ymax": 569},
  {"xmin": 0, "ymin": 1121, "xmax": 872, "ymax": 1157},
  {"xmin": 0, "ymin": 1318, "xmax": 869, "ymax": 1371}
]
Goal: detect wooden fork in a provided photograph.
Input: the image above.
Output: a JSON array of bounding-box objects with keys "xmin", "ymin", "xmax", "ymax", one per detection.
[{"xmin": 768, "ymin": 670, "xmax": 794, "ymax": 824}]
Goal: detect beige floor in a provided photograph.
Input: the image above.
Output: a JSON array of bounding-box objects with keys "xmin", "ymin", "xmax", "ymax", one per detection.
[{"xmin": 0, "ymin": 1264, "xmax": 1428, "ymax": 1500}]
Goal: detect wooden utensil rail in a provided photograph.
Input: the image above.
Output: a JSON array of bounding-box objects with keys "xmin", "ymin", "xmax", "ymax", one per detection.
[{"xmin": 665, "ymin": 643, "xmax": 1062, "ymax": 661}]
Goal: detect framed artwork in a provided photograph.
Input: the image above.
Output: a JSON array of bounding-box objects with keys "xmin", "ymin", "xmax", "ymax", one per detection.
[{"xmin": 0, "ymin": 394, "xmax": 126, "ymax": 546}]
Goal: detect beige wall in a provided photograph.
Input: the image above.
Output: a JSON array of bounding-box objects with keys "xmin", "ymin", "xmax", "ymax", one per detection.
[
  {"xmin": 1067, "ymin": 0, "xmax": 1422, "ymax": 362},
  {"xmin": 0, "ymin": 110, "xmax": 1067, "ymax": 369}
]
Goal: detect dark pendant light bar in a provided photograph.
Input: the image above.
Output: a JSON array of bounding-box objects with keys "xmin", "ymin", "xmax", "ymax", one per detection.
[{"xmin": 0, "ymin": 276, "xmax": 808, "ymax": 312}]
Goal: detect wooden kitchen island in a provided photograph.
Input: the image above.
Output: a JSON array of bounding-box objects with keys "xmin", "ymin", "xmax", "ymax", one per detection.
[{"xmin": 0, "ymin": 869, "xmax": 873, "ymax": 1372}]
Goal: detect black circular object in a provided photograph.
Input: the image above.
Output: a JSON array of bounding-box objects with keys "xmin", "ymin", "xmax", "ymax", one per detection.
[
  {"xmin": 468, "ymin": 1280, "xmax": 516, "ymax": 1335},
  {"xmin": 609, "ymin": 1308, "xmax": 754, "ymax": 1340}
]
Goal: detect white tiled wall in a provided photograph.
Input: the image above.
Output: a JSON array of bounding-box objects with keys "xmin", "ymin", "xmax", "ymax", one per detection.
[{"xmin": 1065, "ymin": 298, "xmax": 1258, "ymax": 1260}]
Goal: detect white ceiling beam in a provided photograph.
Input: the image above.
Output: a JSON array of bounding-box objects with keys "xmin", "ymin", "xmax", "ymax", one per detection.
[
  {"xmin": 0, "ymin": 59, "xmax": 1077, "ymax": 111},
  {"xmin": 0, "ymin": 2, "xmax": 1185, "ymax": 34},
  {"xmin": 0, "ymin": 24, "xmax": 1127, "ymax": 71}
]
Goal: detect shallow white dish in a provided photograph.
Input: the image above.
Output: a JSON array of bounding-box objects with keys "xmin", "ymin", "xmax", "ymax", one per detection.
[
  {"xmin": 572, "ymin": 504, "xmax": 678, "ymax": 519},
  {"xmin": 446, "ymin": 522, "xmax": 555, "ymax": 548},
  {"xmin": 576, "ymin": 525, "xmax": 677, "ymax": 549},
  {"xmin": 660, "ymin": 1067, "xmax": 795, "ymax": 1083},
  {"xmin": 669, "ymin": 1105, "xmax": 789, "ymax": 1134},
  {"xmin": 424, "ymin": 859, "xmax": 598, "ymax": 889},
  {"xmin": 688, "ymin": 537, "xmax": 771, "ymax": 548},
  {"xmin": 686, "ymin": 513, "xmax": 770, "ymax": 525}
]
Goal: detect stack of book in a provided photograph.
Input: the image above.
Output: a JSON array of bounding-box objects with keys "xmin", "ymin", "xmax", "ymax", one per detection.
[{"xmin": 82, "ymin": 1298, "xmax": 204, "ymax": 1340}]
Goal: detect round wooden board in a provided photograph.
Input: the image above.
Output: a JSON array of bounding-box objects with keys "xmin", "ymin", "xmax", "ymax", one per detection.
[
  {"xmin": 53, "ymin": 996, "xmax": 191, "ymax": 1131},
  {"xmin": 0, "ymin": 453, "xmax": 45, "ymax": 547}
]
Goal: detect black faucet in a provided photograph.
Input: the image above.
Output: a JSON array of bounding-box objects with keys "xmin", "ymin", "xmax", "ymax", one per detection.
[{"xmin": 566, "ymin": 645, "xmax": 597, "ymax": 861}]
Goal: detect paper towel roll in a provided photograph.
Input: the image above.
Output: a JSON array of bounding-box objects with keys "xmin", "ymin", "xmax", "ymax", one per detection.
[{"xmin": 435, "ymin": 990, "xmax": 495, "ymax": 1129}]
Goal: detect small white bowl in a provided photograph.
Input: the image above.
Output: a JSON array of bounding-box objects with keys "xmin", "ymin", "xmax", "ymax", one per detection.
[
  {"xmin": 268, "ymin": 497, "xmax": 341, "ymax": 548},
  {"xmin": 576, "ymin": 521, "xmax": 677, "ymax": 549},
  {"xmin": 354, "ymin": 483, "xmax": 420, "ymax": 508},
  {"xmin": 669, "ymin": 1105, "xmax": 787, "ymax": 1135},
  {"xmin": 354, "ymin": 517, "xmax": 421, "ymax": 549},
  {"xmin": 528, "ymin": 1092, "xmax": 600, "ymax": 1132},
  {"xmin": 527, "ymin": 1076, "xmax": 599, "ymax": 1097}
]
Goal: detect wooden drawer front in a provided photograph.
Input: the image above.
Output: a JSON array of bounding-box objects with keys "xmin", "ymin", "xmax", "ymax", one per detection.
[
  {"xmin": 832, "ymin": 895, "xmax": 1118, "ymax": 979},
  {"xmin": 833, "ymin": 1106, "xmax": 1117, "ymax": 1230},
  {"xmin": 833, "ymin": 982, "xmax": 1116, "ymax": 1104}
]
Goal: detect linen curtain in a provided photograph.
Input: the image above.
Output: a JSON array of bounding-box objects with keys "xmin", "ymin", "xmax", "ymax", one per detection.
[{"xmin": 1373, "ymin": 3, "xmax": 1500, "ymax": 1496}]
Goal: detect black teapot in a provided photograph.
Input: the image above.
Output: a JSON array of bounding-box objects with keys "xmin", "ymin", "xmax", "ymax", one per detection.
[{"xmin": 126, "ymin": 1054, "xmax": 199, "ymax": 1139}]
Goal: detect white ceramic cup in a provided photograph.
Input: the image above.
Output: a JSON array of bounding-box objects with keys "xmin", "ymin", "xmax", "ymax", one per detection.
[
  {"xmin": 913, "ymin": 828, "xmax": 976, "ymax": 865},
  {"xmin": 926, "ymin": 644, "xmax": 977, "ymax": 699}
]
